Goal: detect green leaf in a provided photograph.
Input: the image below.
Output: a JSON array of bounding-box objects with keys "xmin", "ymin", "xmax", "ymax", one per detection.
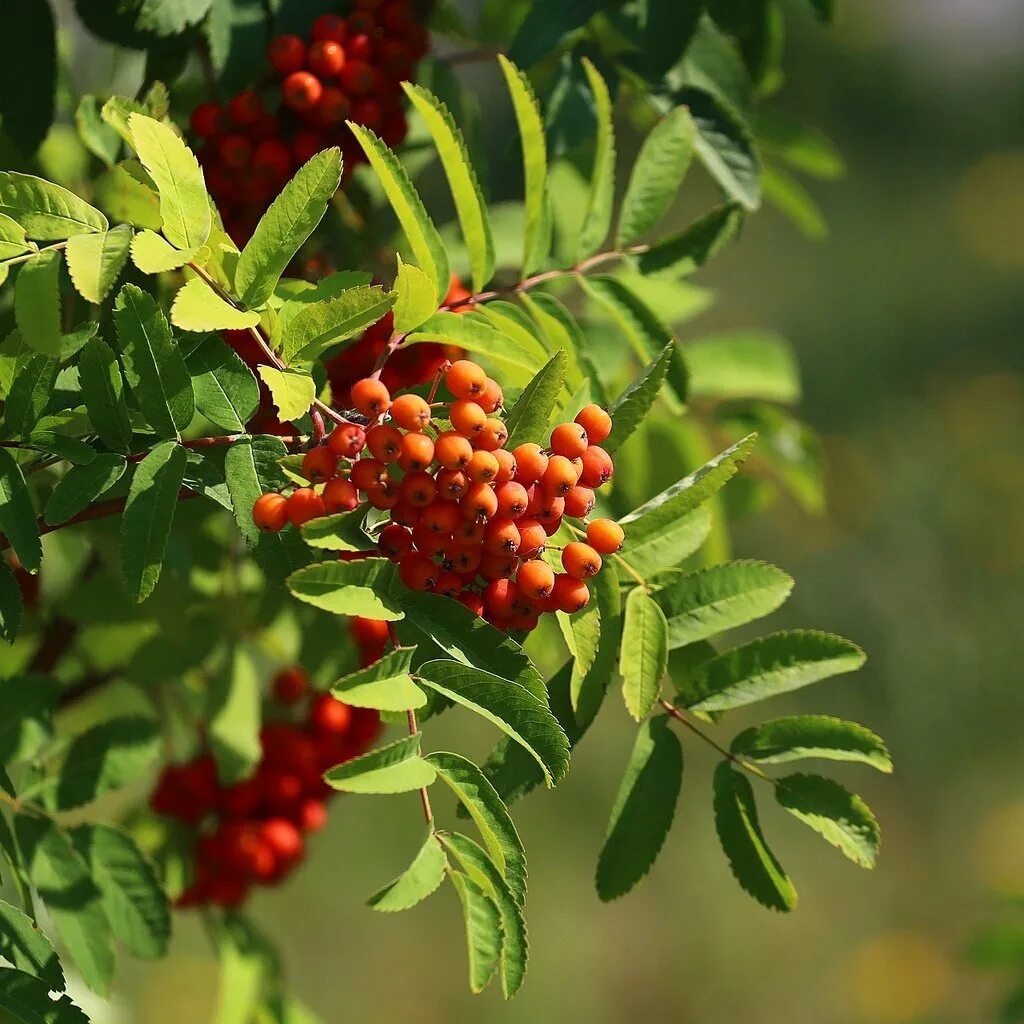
[
  {"xmin": 324, "ymin": 734, "xmax": 436, "ymax": 794},
  {"xmin": 128, "ymin": 113, "xmax": 211, "ymax": 250},
  {"xmin": 135, "ymin": 0, "xmax": 212, "ymax": 35},
  {"xmin": 576, "ymin": 59, "xmax": 615, "ymax": 260},
  {"xmin": 280, "ymin": 285, "xmax": 395, "ymax": 364},
  {"xmin": 683, "ymin": 630, "xmax": 866, "ymax": 714},
  {"xmin": 762, "ymin": 164, "xmax": 827, "ymax": 240},
  {"xmin": 713, "ymin": 762, "xmax": 796, "ymax": 912},
  {"xmin": 604, "ymin": 341, "xmax": 673, "ymax": 454},
  {"xmin": 347, "ymin": 122, "xmax": 449, "ymax": 305},
  {"xmin": 568, "ymin": 562, "xmax": 621, "ymax": 729},
  {"xmin": 685, "ymin": 330, "xmax": 800, "ymax": 403},
  {"xmin": 26, "ymin": 432, "xmax": 95, "ymax": 466},
  {"xmin": 121, "ymin": 440, "xmax": 187, "ymax": 602},
  {"xmin": 416, "ymin": 660, "xmax": 570, "ymax": 786},
  {"xmin": 0, "ymin": 900, "xmax": 64, "ymax": 989},
  {"xmin": 0, "ymin": 675, "xmax": 57, "ymax": 764},
  {"xmin": 208, "ymin": 646, "xmax": 262, "ymax": 785},
  {"xmin": 498, "ymin": 56, "xmax": 549, "ymax": 276},
  {"xmin": 75, "ymin": 95, "xmax": 121, "ymax": 166},
  {"xmin": 732, "ymin": 715, "xmax": 892, "ymax": 773},
  {"xmin": 171, "ymin": 276, "xmax": 260, "ymax": 332},
  {"xmin": 449, "ymin": 871, "xmax": 502, "ymax": 994},
  {"xmin": 186, "ymin": 335, "xmax": 259, "ymax": 432},
  {"xmin": 69, "ymin": 824, "xmax": 169, "ymax": 958},
  {"xmin": 404, "ymin": 84, "xmax": 494, "ymax": 293},
  {"xmin": 438, "ymin": 832, "xmax": 528, "ymax": 999},
  {"xmin": 77, "ymin": 338, "xmax": 132, "ymax": 452},
  {"xmin": 15, "ymin": 250, "xmax": 62, "ymax": 357},
  {"xmin": 235, "ymin": 148, "xmax": 342, "ymax": 309},
  {"xmin": 406, "ymin": 311, "xmax": 536, "ymax": 376},
  {"xmin": 223, "ymin": 435, "xmax": 287, "ymax": 546},
  {"xmin": 64, "ymin": 225, "xmax": 133, "ymax": 305},
  {"xmin": 392, "ymin": 257, "xmax": 437, "ymax": 334},
  {"xmin": 620, "ymin": 588, "xmax": 668, "ymax": 721},
  {"xmin": 256, "ymin": 366, "xmax": 315, "ymax": 422},
  {"xmin": 618, "ymin": 107, "xmax": 695, "ymax": 246},
  {"xmin": 213, "ymin": 916, "xmax": 276, "ymax": 1024},
  {"xmin": 0, "ymin": 449, "xmax": 40, "ymax": 572},
  {"xmin": 508, "ymin": 0, "xmax": 602, "ymax": 68},
  {"xmin": 94, "ymin": 161, "xmax": 161, "ymax": 230},
  {"xmin": 636, "ymin": 203, "xmax": 744, "ymax": 277},
  {"xmin": 0, "ymin": 560, "xmax": 22, "ymax": 643},
  {"xmin": 129, "ymin": 229, "xmax": 202, "ymax": 274},
  {"xmin": 775, "ymin": 773, "xmax": 880, "ymax": 868},
  {"xmin": 0, "ymin": 214, "xmax": 36, "ymax": 262},
  {"xmin": 286, "ymin": 557, "xmax": 403, "ymax": 620},
  {"xmin": 299, "ymin": 509, "xmax": 375, "ymax": 552},
  {"xmin": 596, "ymin": 715, "xmax": 682, "ymax": 901},
  {"xmin": 14, "ymin": 816, "xmax": 114, "ymax": 993},
  {"xmin": 276, "ymin": 271, "xmax": 374, "ymax": 334},
  {"xmin": 55, "ymin": 715, "xmax": 160, "ymax": 810},
  {"xmin": 5, "ymin": 354, "xmax": 59, "ymax": 438},
  {"xmin": 0, "ymin": 172, "xmax": 107, "ymax": 240},
  {"xmin": 654, "ymin": 560, "xmax": 793, "ymax": 649},
  {"xmin": 503, "ymin": 350, "xmax": 567, "ymax": 449},
  {"xmin": 367, "ymin": 831, "xmax": 447, "ymax": 913},
  {"xmin": 331, "ymin": 646, "xmax": 426, "ymax": 711},
  {"xmin": 426, "ymin": 751, "xmax": 527, "ymax": 907},
  {"xmin": 0, "ymin": 968, "xmax": 87, "ymax": 1024},
  {"xmin": 45, "ymin": 454, "xmax": 127, "ymax": 527},
  {"xmin": 114, "ymin": 283, "xmax": 195, "ymax": 437}
]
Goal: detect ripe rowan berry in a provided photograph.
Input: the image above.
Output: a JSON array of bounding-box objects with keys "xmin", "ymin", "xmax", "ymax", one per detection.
[
  {"xmin": 292, "ymin": 130, "xmax": 325, "ymax": 165},
  {"xmin": 219, "ymin": 134, "xmax": 252, "ymax": 169},
  {"xmin": 564, "ymin": 485, "xmax": 596, "ymax": 519},
  {"xmin": 481, "ymin": 552, "xmax": 520, "ymax": 582},
  {"xmin": 450, "ymin": 398, "xmax": 487, "ymax": 436},
  {"xmin": 551, "ymin": 573, "xmax": 591, "ymax": 613},
  {"xmin": 454, "ymin": 519, "xmax": 485, "ymax": 545},
  {"xmin": 446, "ymin": 543, "xmax": 482, "ymax": 575},
  {"xmin": 587, "ymin": 518, "xmax": 624, "ymax": 554},
  {"xmin": 253, "ymin": 493, "xmax": 289, "ymax": 532},
  {"xmin": 380, "ymin": 0, "xmax": 413, "ymax": 33},
  {"xmin": 446, "ymin": 359, "xmax": 487, "ymax": 398},
  {"xmin": 435, "ymin": 431, "xmax": 473, "ymax": 470},
  {"xmin": 458, "ymin": 592, "xmax": 485, "ymax": 617},
  {"xmin": 287, "ymin": 488, "xmax": 326, "ymax": 526},
  {"xmin": 323, "ymin": 478, "xmax": 359, "ymax": 513},
  {"xmin": 298, "ymin": 798, "xmax": 328, "ymax": 833},
  {"xmin": 366, "ymin": 424, "xmax": 403, "ymax": 462},
  {"xmin": 190, "ymin": 102, "xmax": 221, "ymax": 138},
  {"xmin": 346, "ymin": 32, "xmax": 375, "ymax": 63},
  {"xmin": 411, "ymin": 525, "xmax": 448, "ymax": 558},
  {"xmin": 493, "ymin": 448, "xmax": 516, "ymax": 484},
  {"xmin": 580, "ymin": 445, "xmax": 614, "ymax": 487},
  {"xmin": 562, "ymin": 541, "xmax": 602, "ymax": 579},
  {"xmin": 518, "ymin": 559, "xmax": 555, "ymax": 599},
  {"xmin": 436, "ymin": 468, "xmax": 469, "ymax": 501},
  {"xmin": 420, "ymin": 500, "xmax": 461, "ymax": 535},
  {"xmin": 379, "ymin": 523, "xmax": 414, "ymax": 560},
  {"xmin": 575, "ymin": 404, "xmax": 612, "ymax": 445},
  {"xmin": 390, "ymin": 393, "xmax": 431, "ymax": 431},
  {"xmin": 400, "ymin": 471, "xmax": 437, "ymax": 508},
  {"xmin": 302, "ymin": 446, "xmax": 338, "ymax": 482},
  {"xmin": 260, "ymin": 818, "xmax": 304, "ymax": 866},
  {"xmin": 339, "ymin": 60, "xmax": 377, "ymax": 95},
  {"xmin": 351, "ymin": 98, "xmax": 383, "ymax": 131},
  {"xmin": 309, "ymin": 39, "xmax": 346, "ymax": 77},
  {"xmin": 542, "ymin": 455, "xmax": 579, "ymax": 496},
  {"xmin": 312, "ymin": 14, "xmax": 347, "ymax": 41},
  {"xmin": 474, "ymin": 418, "xmax": 509, "ymax": 452},
  {"xmin": 536, "ymin": 495, "xmax": 565, "ymax": 526},
  {"xmin": 347, "ymin": 10, "xmax": 376, "ymax": 34},
  {"xmin": 229, "ymin": 91, "xmax": 264, "ymax": 126},
  {"xmin": 461, "ymin": 482, "xmax": 498, "ymax": 522},
  {"xmin": 366, "ymin": 480, "xmax": 398, "ymax": 510},
  {"xmin": 434, "ymin": 572, "xmax": 463, "ymax": 597},
  {"xmin": 312, "ymin": 87, "xmax": 351, "ymax": 128},
  {"xmin": 253, "ymin": 139, "xmax": 292, "ymax": 183},
  {"xmin": 484, "ymin": 518, "xmax": 521, "ymax": 556},
  {"xmin": 272, "ymin": 667, "xmax": 308, "ymax": 705},
  {"xmin": 478, "ymin": 378, "xmax": 503, "ymax": 413},
  {"xmin": 397, "ymin": 431, "xmax": 435, "ymax": 472},
  {"xmin": 513, "ymin": 443, "xmax": 549, "ymax": 483},
  {"xmin": 327, "ymin": 423, "xmax": 366, "ymax": 458},
  {"xmin": 350, "ymin": 458, "xmax": 388, "ymax": 491},
  {"xmin": 484, "ymin": 578, "xmax": 519, "ymax": 619},
  {"xmin": 496, "ymin": 481, "xmax": 529, "ymax": 519},
  {"xmin": 390, "ymin": 500, "xmax": 421, "ymax": 528},
  {"xmin": 399, "ymin": 552, "xmax": 439, "ymax": 591},
  {"xmin": 310, "ymin": 692, "xmax": 354, "ymax": 735},
  {"xmin": 551, "ymin": 422, "xmax": 589, "ymax": 459},
  {"xmin": 269, "ymin": 34, "xmax": 306, "ymax": 75},
  {"xmin": 351, "ymin": 377, "xmax": 391, "ymax": 417},
  {"xmin": 517, "ymin": 518, "xmax": 547, "ymax": 559},
  {"xmin": 351, "ymin": 616, "xmax": 389, "ymax": 647},
  {"xmin": 282, "ymin": 71, "xmax": 323, "ymax": 112},
  {"xmin": 466, "ymin": 449, "xmax": 499, "ymax": 483}
]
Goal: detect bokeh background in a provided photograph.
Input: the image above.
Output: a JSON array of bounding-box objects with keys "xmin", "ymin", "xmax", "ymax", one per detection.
[{"xmin": 50, "ymin": 0, "xmax": 1024, "ymax": 1021}]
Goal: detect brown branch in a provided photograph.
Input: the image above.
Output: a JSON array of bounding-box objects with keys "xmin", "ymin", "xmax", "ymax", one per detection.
[{"xmin": 388, "ymin": 620, "xmax": 434, "ymax": 828}]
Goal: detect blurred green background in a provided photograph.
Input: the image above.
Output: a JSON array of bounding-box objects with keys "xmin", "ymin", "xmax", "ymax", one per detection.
[{"xmin": 55, "ymin": 1, "xmax": 1024, "ymax": 1021}]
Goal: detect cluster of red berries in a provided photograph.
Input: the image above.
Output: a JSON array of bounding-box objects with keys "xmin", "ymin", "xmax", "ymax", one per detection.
[
  {"xmin": 252, "ymin": 359, "xmax": 625, "ymax": 632},
  {"xmin": 189, "ymin": 0, "xmax": 428, "ymax": 243},
  {"xmin": 151, "ymin": 666, "xmax": 379, "ymax": 908}
]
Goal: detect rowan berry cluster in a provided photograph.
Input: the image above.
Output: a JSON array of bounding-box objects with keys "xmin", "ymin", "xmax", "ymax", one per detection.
[
  {"xmin": 151, "ymin": 666, "xmax": 379, "ymax": 908},
  {"xmin": 189, "ymin": 0, "xmax": 428, "ymax": 243},
  {"xmin": 252, "ymin": 358, "xmax": 625, "ymax": 632}
]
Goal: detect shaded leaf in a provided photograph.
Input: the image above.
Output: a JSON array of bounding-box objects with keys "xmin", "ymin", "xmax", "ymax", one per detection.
[
  {"xmin": 0, "ymin": 967, "xmax": 87, "ymax": 1024},
  {"xmin": 576, "ymin": 59, "xmax": 615, "ymax": 260},
  {"xmin": 78, "ymin": 338, "xmax": 132, "ymax": 452},
  {"xmin": 636, "ymin": 203, "xmax": 743, "ymax": 277},
  {"xmin": 0, "ymin": 675, "xmax": 57, "ymax": 764},
  {"xmin": 503, "ymin": 350, "xmax": 567, "ymax": 450},
  {"xmin": 367, "ymin": 831, "xmax": 447, "ymax": 913},
  {"xmin": 0, "ymin": 172, "xmax": 107, "ymax": 240},
  {"xmin": 0, "ymin": 900, "xmax": 64, "ymax": 989},
  {"xmin": 0, "ymin": 449, "xmax": 40, "ymax": 572},
  {"xmin": 508, "ymin": 0, "xmax": 603, "ymax": 68},
  {"xmin": 620, "ymin": 588, "xmax": 668, "ymax": 721},
  {"xmin": 208, "ymin": 645, "xmax": 261, "ymax": 784},
  {"xmin": 45, "ymin": 455, "xmax": 127, "ymax": 527},
  {"xmin": 0, "ymin": 4, "xmax": 56, "ymax": 154},
  {"xmin": 449, "ymin": 871, "xmax": 502, "ymax": 994},
  {"xmin": 605, "ymin": 341, "xmax": 673, "ymax": 454},
  {"xmin": 187, "ymin": 335, "xmax": 259, "ymax": 431},
  {"xmin": 15, "ymin": 250, "xmax": 62, "ymax": 357},
  {"xmin": 331, "ymin": 646, "xmax": 426, "ymax": 711}
]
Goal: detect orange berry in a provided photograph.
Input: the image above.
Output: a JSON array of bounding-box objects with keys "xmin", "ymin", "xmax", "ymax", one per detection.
[
  {"xmin": 459, "ymin": 592, "xmax": 485, "ymax": 617},
  {"xmin": 551, "ymin": 573, "xmax": 590, "ymax": 613},
  {"xmin": 323, "ymin": 478, "xmax": 359, "ymax": 512},
  {"xmin": 446, "ymin": 542, "xmax": 482, "ymax": 575},
  {"xmin": 516, "ymin": 518, "xmax": 547, "ymax": 559},
  {"xmin": 436, "ymin": 468, "xmax": 469, "ymax": 501},
  {"xmin": 350, "ymin": 458, "xmax": 388, "ymax": 492},
  {"xmin": 390, "ymin": 500, "xmax": 420, "ymax": 528},
  {"xmin": 454, "ymin": 519, "xmax": 485, "ymax": 545},
  {"xmin": 446, "ymin": 359, "xmax": 487, "ymax": 399},
  {"xmin": 433, "ymin": 572, "xmax": 463, "ymax": 597},
  {"xmin": 399, "ymin": 471, "xmax": 437, "ymax": 507},
  {"xmin": 495, "ymin": 481, "xmax": 529, "ymax": 519},
  {"xmin": 550, "ymin": 422, "xmax": 589, "ymax": 459},
  {"xmin": 390, "ymin": 393, "xmax": 431, "ymax": 431},
  {"xmin": 575, "ymin": 404, "xmax": 612, "ymax": 445},
  {"xmin": 517, "ymin": 559, "xmax": 555, "ymax": 600},
  {"xmin": 302, "ymin": 446, "xmax": 338, "ymax": 482},
  {"xmin": 351, "ymin": 377, "xmax": 391, "ymax": 417},
  {"xmin": 480, "ymin": 552, "xmax": 520, "ymax": 581},
  {"xmin": 450, "ymin": 398, "xmax": 487, "ymax": 436},
  {"xmin": 366, "ymin": 481, "xmax": 398, "ymax": 510},
  {"xmin": 399, "ymin": 553, "xmax": 439, "ymax": 592},
  {"xmin": 461, "ymin": 482, "xmax": 498, "ymax": 522},
  {"xmin": 466, "ymin": 450, "xmax": 499, "ymax": 483},
  {"xmin": 579, "ymin": 446, "xmax": 614, "ymax": 487},
  {"xmin": 350, "ymin": 616, "xmax": 389, "ymax": 646},
  {"xmin": 308, "ymin": 39, "xmax": 345, "ymax": 77},
  {"xmin": 473, "ymin": 418, "xmax": 508, "ymax": 452},
  {"xmin": 397, "ymin": 432, "xmax": 435, "ymax": 472},
  {"xmin": 411, "ymin": 526, "xmax": 449, "ymax": 558},
  {"xmin": 253, "ymin": 493, "xmax": 288, "ymax": 532},
  {"xmin": 562, "ymin": 542, "xmax": 602, "ymax": 580},
  {"xmin": 541, "ymin": 454, "xmax": 579, "ymax": 496},
  {"xmin": 587, "ymin": 518, "xmax": 624, "ymax": 554},
  {"xmin": 420, "ymin": 500, "xmax": 461, "ymax": 535},
  {"xmin": 435, "ymin": 432, "xmax": 473, "ymax": 470},
  {"xmin": 327, "ymin": 423, "xmax": 366, "ymax": 458},
  {"xmin": 513, "ymin": 443, "xmax": 548, "ymax": 484},
  {"xmin": 563, "ymin": 485, "xmax": 596, "ymax": 519},
  {"xmin": 366, "ymin": 423, "xmax": 403, "ymax": 462},
  {"xmin": 287, "ymin": 488, "xmax": 326, "ymax": 526},
  {"xmin": 477, "ymin": 378, "xmax": 503, "ymax": 414},
  {"xmin": 536, "ymin": 494, "xmax": 565, "ymax": 528},
  {"xmin": 379, "ymin": 524, "xmax": 414, "ymax": 560},
  {"xmin": 483, "ymin": 578, "xmax": 519, "ymax": 618},
  {"xmin": 493, "ymin": 448, "xmax": 516, "ymax": 484},
  {"xmin": 484, "ymin": 517, "xmax": 521, "ymax": 556}
]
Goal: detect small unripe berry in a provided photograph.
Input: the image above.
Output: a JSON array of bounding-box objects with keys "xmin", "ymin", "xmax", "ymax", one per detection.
[
  {"xmin": 579, "ymin": 445, "xmax": 614, "ymax": 487},
  {"xmin": 466, "ymin": 449, "xmax": 499, "ymax": 483},
  {"xmin": 518, "ymin": 559, "xmax": 555, "ymax": 600},
  {"xmin": 562, "ymin": 542, "xmax": 602, "ymax": 580},
  {"xmin": 282, "ymin": 71, "xmax": 323, "ymax": 112},
  {"xmin": 323, "ymin": 478, "xmax": 359, "ymax": 513},
  {"xmin": 435, "ymin": 432, "xmax": 473, "ymax": 470},
  {"xmin": 390, "ymin": 393, "xmax": 431, "ymax": 431},
  {"xmin": 575, "ymin": 404, "xmax": 612, "ymax": 445},
  {"xmin": 513, "ymin": 443, "xmax": 549, "ymax": 483},
  {"xmin": 551, "ymin": 422, "xmax": 589, "ymax": 459},
  {"xmin": 302, "ymin": 446, "xmax": 338, "ymax": 483},
  {"xmin": 446, "ymin": 359, "xmax": 487, "ymax": 399},
  {"xmin": 450, "ymin": 399, "xmax": 487, "ymax": 437},
  {"xmin": 327, "ymin": 423, "xmax": 366, "ymax": 458},
  {"xmin": 397, "ymin": 431, "xmax": 435, "ymax": 472},
  {"xmin": 587, "ymin": 518, "xmax": 624, "ymax": 554},
  {"xmin": 351, "ymin": 377, "xmax": 391, "ymax": 417},
  {"xmin": 253, "ymin": 493, "xmax": 288, "ymax": 532},
  {"xmin": 563, "ymin": 485, "xmax": 596, "ymax": 519},
  {"xmin": 287, "ymin": 488, "xmax": 326, "ymax": 526}
]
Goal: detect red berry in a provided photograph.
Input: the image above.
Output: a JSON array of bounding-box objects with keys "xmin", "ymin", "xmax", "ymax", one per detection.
[
  {"xmin": 496, "ymin": 481, "xmax": 529, "ymax": 519},
  {"xmin": 483, "ymin": 517, "xmax": 521, "ymax": 556},
  {"xmin": 379, "ymin": 523, "xmax": 414, "ymax": 560},
  {"xmin": 327, "ymin": 422, "xmax": 367, "ymax": 458},
  {"xmin": 579, "ymin": 446, "xmax": 614, "ymax": 487},
  {"xmin": 283, "ymin": 71, "xmax": 323, "ymax": 112},
  {"xmin": 351, "ymin": 98, "xmax": 383, "ymax": 132},
  {"xmin": 564, "ymin": 485, "xmax": 596, "ymax": 519},
  {"xmin": 219, "ymin": 134, "xmax": 251, "ymax": 169},
  {"xmin": 287, "ymin": 488, "xmax": 326, "ymax": 526},
  {"xmin": 260, "ymin": 817, "xmax": 304, "ymax": 866},
  {"xmin": 339, "ymin": 61, "xmax": 378, "ymax": 96},
  {"xmin": 310, "ymin": 693, "xmax": 354, "ymax": 736},
  {"xmin": 269, "ymin": 34, "xmax": 306, "ymax": 75},
  {"xmin": 461, "ymin": 482, "xmax": 498, "ymax": 522},
  {"xmin": 302, "ymin": 446, "xmax": 338, "ymax": 483},
  {"xmin": 309, "ymin": 39, "xmax": 346, "ymax": 77},
  {"xmin": 229, "ymin": 91, "xmax": 263, "ymax": 126},
  {"xmin": 312, "ymin": 14, "xmax": 347, "ymax": 42},
  {"xmin": 323, "ymin": 478, "xmax": 359, "ymax": 513},
  {"xmin": 312, "ymin": 86, "xmax": 351, "ymax": 128},
  {"xmin": 446, "ymin": 359, "xmax": 487, "ymax": 398},
  {"xmin": 516, "ymin": 518, "xmax": 547, "ymax": 559},
  {"xmin": 298, "ymin": 798, "xmax": 328, "ymax": 833},
  {"xmin": 350, "ymin": 616, "xmax": 389, "ymax": 647},
  {"xmin": 367, "ymin": 423, "xmax": 404, "ymax": 462},
  {"xmin": 513, "ymin": 443, "xmax": 548, "ymax": 483},
  {"xmin": 190, "ymin": 102, "xmax": 222, "ymax": 138},
  {"xmin": 551, "ymin": 573, "xmax": 590, "ymax": 613},
  {"xmin": 518, "ymin": 559, "xmax": 555, "ymax": 600},
  {"xmin": 399, "ymin": 552, "xmax": 439, "ymax": 591},
  {"xmin": 351, "ymin": 457, "xmax": 388, "ymax": 492},
  {"xmin": 273, "ymin": 665, "xmax": 309, "ymax": 704}
]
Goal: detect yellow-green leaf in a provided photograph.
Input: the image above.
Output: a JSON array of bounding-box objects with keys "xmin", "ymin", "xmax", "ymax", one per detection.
[
  {"xmin": 64, "ymin": 225, "xmax": 133, "ymax": 304},
  {"xmin": 256, "ymin": 365, "xmax": 315, "ymax": 422},
  {"xmin": 171, "ymin": 276, "xmax": 260, "ymax": 332}
]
